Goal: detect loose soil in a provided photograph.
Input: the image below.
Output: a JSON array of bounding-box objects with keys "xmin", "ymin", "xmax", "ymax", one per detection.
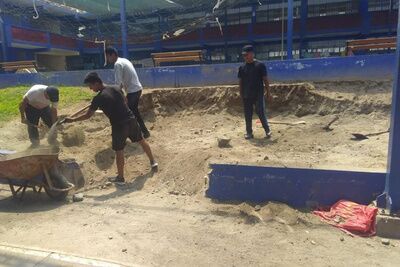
[{"xmin": 0, "ymin": 81, "xmax": 397, "ymax": 267}]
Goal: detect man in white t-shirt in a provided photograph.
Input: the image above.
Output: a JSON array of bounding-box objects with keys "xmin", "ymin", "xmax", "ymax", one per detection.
[
  {"xmin": 105, "ymin": 47, "xmax": 150, "ymax": 138},
  {"xmin": 19, "ymin": 85, "xmax": 59, "ymax": 147}
]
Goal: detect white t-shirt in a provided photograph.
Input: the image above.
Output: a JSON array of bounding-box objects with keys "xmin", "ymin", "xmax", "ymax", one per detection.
[
  {"xmin": 24, "ymin": 84, "xmax": 58, "ymax": 109},
  {"xmin": 114, "ymin": 57, "xmax": 143, "ymax": 94}
]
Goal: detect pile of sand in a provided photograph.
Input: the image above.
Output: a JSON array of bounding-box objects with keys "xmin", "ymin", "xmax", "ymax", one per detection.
[
  {"xmin": 0, "ymin": 82, "xmax": 392, "ymax": 196},
  {"xmin": 61, "ymin": 126, "xmax": 85, "ymax": 147}
]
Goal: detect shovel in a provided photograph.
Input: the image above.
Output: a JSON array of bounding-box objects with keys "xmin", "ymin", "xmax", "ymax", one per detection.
[
  {"xmin": 47, "ymin": 104, "xmax": 91, "ymax": 145},
  {"xmin": 58, "ymin": 104, "xmax": 91, "ymax": 125},
  {"xmin": 351, "ymin": 129, "xmax": 390, "ymax": 140}
]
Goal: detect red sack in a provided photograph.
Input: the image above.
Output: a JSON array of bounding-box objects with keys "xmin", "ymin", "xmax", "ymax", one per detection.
[{"xmin": 313, "ymin": 200, "xmax": 378, "ymax": 236}]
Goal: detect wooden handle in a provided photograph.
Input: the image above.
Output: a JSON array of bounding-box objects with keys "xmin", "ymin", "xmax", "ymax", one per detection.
[{"xmin": 69, "ymin": 104, "xmax": 91, "ymax": 118}]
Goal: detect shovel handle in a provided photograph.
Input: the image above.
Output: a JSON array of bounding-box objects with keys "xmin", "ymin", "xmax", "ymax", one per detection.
[{"xmin": 69, "ymin": 104, "xmax": 91, "ymax": 118}]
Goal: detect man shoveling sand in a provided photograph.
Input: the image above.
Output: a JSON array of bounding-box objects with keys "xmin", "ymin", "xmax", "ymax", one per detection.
[
  {"xmin": 63, "ymin": 72, "xmax": 158, "ymax": 184},
  {"xmin": 19, "ymin": 85, "xmax": 59, "ymax": 147}
]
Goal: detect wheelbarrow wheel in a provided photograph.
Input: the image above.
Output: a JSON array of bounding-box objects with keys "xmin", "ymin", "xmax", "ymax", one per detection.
[{"xmin": 44, "ymin": 187, "xmax": 68, "ymax": 201}]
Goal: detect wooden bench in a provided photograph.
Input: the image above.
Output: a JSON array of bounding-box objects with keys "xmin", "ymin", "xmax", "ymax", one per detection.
[
  {"xmin": 346, "ymin": 37, "xmax": 396, "ymax": 56},
  {"xmin": 0, "ymin": 60, "xmax": 37, "ymax": 72},
  {"xmin": 151, "ymin": 50, "xmax": 203, "ymax": 67}
]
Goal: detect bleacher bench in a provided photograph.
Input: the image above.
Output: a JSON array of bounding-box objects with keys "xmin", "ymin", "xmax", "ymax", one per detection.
[
  {"xmin": 0, "ymin": 60, "xmax": 37, "ymax": 72},
  {"xmin": 346, "ymin": 37, "xmax": 396, "ymax": 56},
  {"xmin": 151, "ymin": 50, "xmax": 203, "ymax": 67}
]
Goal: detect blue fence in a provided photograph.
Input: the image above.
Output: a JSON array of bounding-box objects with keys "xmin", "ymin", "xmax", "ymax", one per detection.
[
  {"xmin": 0, "ymin": 54, "xmax": 395, "ymax": 89},
  {"xmin": 206, "ymin": 164, "xmax": 386, "ymax": 208}
]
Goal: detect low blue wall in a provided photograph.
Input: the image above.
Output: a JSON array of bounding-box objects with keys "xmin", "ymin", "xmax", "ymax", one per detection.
[
  {"xmin": 206, "ymin": 164, "xmax": 386, "ymax": 208},
  {"xmin": 0, "ymin": 54, "xmax": 395, "ymax": 89}
]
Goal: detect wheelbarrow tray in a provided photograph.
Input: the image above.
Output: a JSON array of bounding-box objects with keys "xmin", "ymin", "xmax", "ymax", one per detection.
[
  {"xmin": 0, "ymin": 148, "xmax": 59, "ymax": 180},
  {"xmin": 0, "ymin": 148, "xmax": 75, "ymax": 201}
]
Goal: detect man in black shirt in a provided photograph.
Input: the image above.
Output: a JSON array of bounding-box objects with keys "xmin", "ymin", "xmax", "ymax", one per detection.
[
  {"xmin": 64, "ymin": 72, "xmax": 158, "ymax": 184},
  {"xmin": 238, "ymin": 45, "xmax": 272, "ymax": 139}
]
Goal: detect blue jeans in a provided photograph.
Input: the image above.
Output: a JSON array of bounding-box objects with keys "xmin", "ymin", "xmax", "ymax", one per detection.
[{"xmin": 243, "ymin": 95, "xmax": 270, "ymax": 134}]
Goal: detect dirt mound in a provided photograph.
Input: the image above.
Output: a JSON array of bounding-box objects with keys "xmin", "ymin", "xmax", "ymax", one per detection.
[
  {"xmin": 139, "ymin": 82, "xmax": 391, "ymax": 119},
  {"xmin": 62, "ymin": 126, "xmax": 85, "ymax": 147},
  {"xmin": 0, "ymin": 81, "xmax": 392, "ymax": 196},
  {"xmin": 211, "ymin": 202, "xmax": 321, "ymax": 227},
  {"xmin": 149, "ymin": 148, "xmax": 212, "ymax": 196}
]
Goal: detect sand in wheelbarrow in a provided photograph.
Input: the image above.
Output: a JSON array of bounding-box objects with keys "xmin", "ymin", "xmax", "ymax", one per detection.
[{"xmin": 62, "ymin": 126, "xmax": 85, "ymax": 147}]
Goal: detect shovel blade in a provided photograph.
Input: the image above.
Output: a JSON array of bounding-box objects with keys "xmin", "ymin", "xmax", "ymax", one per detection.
[{"xmin": 351, "ymin": 133, "xmax": 369, "ymax": 140}]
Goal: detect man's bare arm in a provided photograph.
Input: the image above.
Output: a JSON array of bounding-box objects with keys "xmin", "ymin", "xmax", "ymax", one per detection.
[
  {"xmin": 64, "ymin": 109, "xmax": 95, "ymax": 123},
  {"xmin": 263, "ymin": 76, "xmax": 272, "ymax": 102},
  {"xmin": 19, "ymin": 98, "xmax": 28, "ymax": 123}
]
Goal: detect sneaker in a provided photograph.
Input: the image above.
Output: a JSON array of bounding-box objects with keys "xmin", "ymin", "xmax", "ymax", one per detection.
[
  {"xmin": 244, "ymin": 133, "xmax": 254, "ymax": 140},
  {"xmin": 143, "ymin": 131, "xmax": 150, "ymax": 139},
  {"xmin": 265, "ymin": 131, "xmax": 272, "ymax": 139},
  {"xmin": 108, "ymin": 176, "xmax": 125, "ymax": 184},
  {"xmin": 150, "ymin": 160, "xmax": 159, "ymax": 171}
]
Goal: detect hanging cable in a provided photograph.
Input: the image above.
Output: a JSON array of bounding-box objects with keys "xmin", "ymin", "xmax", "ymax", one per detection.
[
  {"xmin": 95, "ymin": 38, "xmax": 107, "ymax": 66},
  {"xmin": 33, "ymin": 0, "xmax": 39, "ymax": 20}
]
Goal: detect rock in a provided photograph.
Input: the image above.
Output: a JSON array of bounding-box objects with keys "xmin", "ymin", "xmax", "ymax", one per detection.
[
  {"xmin": 105, "ymin": 181, "xmax": 112, "ymax": 187},
  {"xmin": 264, "ymin": 156, "xmax": 269, "ymax": 160},
  {"xmin": 310, "ymin": 240, "xmax": 316, "ymax": 245},
  {"xmin": 382, "ymin": 239, "xmax": 390, "ymax": 245},
  {"xmin": 108, "ymin": 236, "xmax": 113, "ymax": 240},
  {"xmin": 254, "ymin": 205, "xmax": 261, "ymax": 211},
  {"xmin": 194, "ymin": 131, "xmax": 200, "ymax": 134},
  {"xmin": 169, "ymin": 191, "xmax": 179, "ymax": 195},
  {"xmin": 218, "ymin": 137, "xmax": 231, "ymax": 148},
  {"xmin": 340, "ymin": 237, "xmax": 345, "ymax": 242},
  {"xmin": 122, "ymin": 248, "xmax": 127, "ymax": 253},
  {"xmin": 72, "ymin": 193, "xmax": 84, "ymax": 202}
]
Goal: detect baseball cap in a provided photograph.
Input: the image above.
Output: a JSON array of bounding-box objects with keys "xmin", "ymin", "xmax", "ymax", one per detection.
[
  {"xmin": 45, "ymin": 86, "xmax": 59, "ymax": 102},
  {"xmin": 242, "ymin": 45, "xmax": 254, "ymax": 54}
]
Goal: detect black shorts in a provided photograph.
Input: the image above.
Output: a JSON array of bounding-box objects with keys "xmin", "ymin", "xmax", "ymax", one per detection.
[{"xmin": 111, "ymin": 118, "xmax": 143, "ymax": 151}]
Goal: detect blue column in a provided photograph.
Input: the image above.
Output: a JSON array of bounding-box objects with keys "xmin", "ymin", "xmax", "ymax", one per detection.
[
  {"xmin": 287, "ymin": 0, "xmax": 294, "ymax": 60},
  {"xmin": 381, "ymin": 7, "xmax": 400, "ymax": 212},
  {"xmin": 359, "ymin": 0, "xmax": 370, "ymax": 35},
  {"xmin": 388, "ymin": 0, "xmax": 394, "ymax": 34},
  {"xmin": 224, "ymin": 8, "xmax": 228, "ymax": 63},
  {"xmin": 120, "ymin": 0, "xmax": 129, "ymax": 58},
  {"xmin": 155, "ymin": 14, "xmax": 162, "ymax": 52},
  {"xmin": 0, "ymin": 15, "xmax": 8, "ymax": 61},
  {"xmin": 248, "ymin": 4, "xmax": 256, "ymax": 42},
  {"xmin": 299, "ymin": 0, "xmax": 308, "ymax": 59}
]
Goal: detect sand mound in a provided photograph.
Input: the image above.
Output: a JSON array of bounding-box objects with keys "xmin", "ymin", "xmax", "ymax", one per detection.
[
  {"xmin": 62, "ymin": 126, "xmax": 85, "ymax": 147},
  {"xmin": 138, "ymin": 82, "xmax": 391, "ymax": 119},
  {"xmin": 150, "ymin": 148, "xmax": 212, "ymax": 195},
  {"xmin": 211, "ymin": 202, "xmax": 321, "ymax": 227},
  {"xmin": 0, "ymin": 81, "xmax": 392, "ymax": 196}
]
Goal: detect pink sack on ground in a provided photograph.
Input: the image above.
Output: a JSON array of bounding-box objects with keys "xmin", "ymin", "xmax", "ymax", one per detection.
[{"xmin": 313, "ymin": 200, "xmax": 378, "ymax": 236}]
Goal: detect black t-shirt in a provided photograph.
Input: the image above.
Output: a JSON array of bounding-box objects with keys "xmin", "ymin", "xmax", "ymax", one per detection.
[
  {"xmin": 89, "ymin": 85, "xmax": 134, "ymax": 125},
  {"xmin": 238, "ymin": 60, "xmax": 267, "ymax": 98}
]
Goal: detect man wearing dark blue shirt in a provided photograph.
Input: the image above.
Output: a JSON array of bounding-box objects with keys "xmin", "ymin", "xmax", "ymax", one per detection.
[{"xmin": 238, "ymin": 45, "xmax": 272, "ymax": 139}]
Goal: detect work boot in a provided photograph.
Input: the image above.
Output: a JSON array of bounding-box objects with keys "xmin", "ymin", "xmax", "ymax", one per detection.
[
  {"xmin": 265, "ymin": 130, "xmax": 272, "ymax": 139},
  {"xmin": 143, "ymin": 130, "xmax": 150, "ymax": 139},
  {"xmin": 150, "ymin": 160, "xmax": 159, "ymax": 172},
  {"xmin": 108, "ymin": 176, "xmax": 125, "ymax": 184},
  {"xmin": 244, "ymin": 133, "xmax": 254, "ymax": 140},
  {"xmin": 29, "ymin": 140, "xmax": 40, "ymax": 149}
]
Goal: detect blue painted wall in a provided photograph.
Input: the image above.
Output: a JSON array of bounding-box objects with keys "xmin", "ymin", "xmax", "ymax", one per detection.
[
  {"xmin": 0, "ymin": 54, "xmax": 395, "ymax": 89},
  {"xmin": 206, "ymin": 164, "xmax": 386, "ymax": 208}
]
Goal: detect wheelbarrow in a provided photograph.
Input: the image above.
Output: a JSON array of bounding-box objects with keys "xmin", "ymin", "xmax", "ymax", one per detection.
[{"xmin": 0, "ymin": 147, "xmax": 82, "ymax": 201}]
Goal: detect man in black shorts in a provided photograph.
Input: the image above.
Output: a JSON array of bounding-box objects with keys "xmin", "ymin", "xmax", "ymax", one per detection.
[
  {"xmin": 238, "ymin": 45, "xmax": 272, "ymax": 139},
  {"xmin": 64, "ymin": 72, "xmax": 158, "ymax": 183}
]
